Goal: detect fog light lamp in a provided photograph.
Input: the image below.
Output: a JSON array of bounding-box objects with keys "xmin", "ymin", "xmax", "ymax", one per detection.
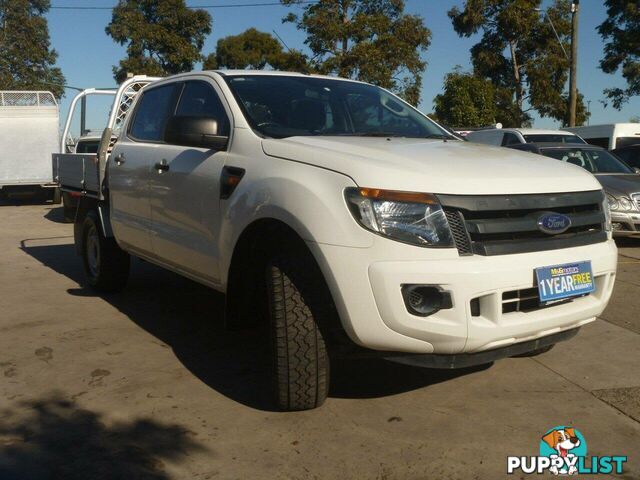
[{"xmin": 401, "ymin": 285, "xmax": 452, "ymax": 317}]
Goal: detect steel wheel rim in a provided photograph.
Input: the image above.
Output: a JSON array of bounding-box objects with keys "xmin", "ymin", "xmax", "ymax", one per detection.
[{"xmin": 86, "ymin": 225, "xmax": 100, "ymax": 279}]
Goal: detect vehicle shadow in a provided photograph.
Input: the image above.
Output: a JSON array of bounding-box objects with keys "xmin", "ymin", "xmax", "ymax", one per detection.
[
  {"xmin": 0, "ymin": 193, "xmax": 54, "ymax": 206},
  {"xmin": 42, "ymin": 206, "xmax": 68, "ymax": 224},
  {"xmin": 0, "ymin": 393, "xmax": 206, "ymax": 480},
  {"xmin": 21, "ymin": 241, "xmax": 491, "ymax": 411}
]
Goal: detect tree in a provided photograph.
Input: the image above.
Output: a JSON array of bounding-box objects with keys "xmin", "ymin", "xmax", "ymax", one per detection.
[
  {"xmin": 281, "ymin": 0, "xmax": 431, "ymax": 106},
  {"xmin": 0, "ymin": 0, "xmax": 65, "ymax": 98},
  {"xmin": 106, "ymin": 0, "xmax": 211, "ymax": 83},
  {"xmin": 203, "ymin": 28, "xmax": 309, "ymax": 72},
  {"xmin": 598, "ymin": 1, "xmax": 640, "ymax": 109},
  {"xmin": 433, "ymin": 70, "xmax": 497, "ymax": 127},
  {"xmin": 448, "ymin": 0, "xmax": 588, "ymax": 126}
]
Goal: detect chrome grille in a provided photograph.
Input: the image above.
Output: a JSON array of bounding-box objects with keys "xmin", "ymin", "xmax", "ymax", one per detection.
[{"xmin": 633, "ymin": 193, "xmax": 640, "ymax": 211}]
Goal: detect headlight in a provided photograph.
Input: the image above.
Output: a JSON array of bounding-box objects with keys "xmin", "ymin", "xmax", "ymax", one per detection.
[
  {"xmin": 607, "ymin": 193, "xmax": 634, "ymax": 211},
  {"xmin": 619, "ymin": 196, "xmax": 633, "ymax": 211},
  {"xmin": 603, "ymin": 193, "xmax": 612, "ymax": 232},
  {"xmin": 345, "ymin": 187, "xmax": 454, "ymax": 247}
]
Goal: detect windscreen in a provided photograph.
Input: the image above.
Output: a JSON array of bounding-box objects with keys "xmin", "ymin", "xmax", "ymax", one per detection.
[
  {"xmin": 615, "ymin": 137, "xmax": 640, "ymax": 149},
  {"xmin": 224, "ymin": 75, "xmax": 453, "ymax": 139},
  {"xmin": 540, "ymin": 147, "xmax": 634, "ymax": 174},
  {"xmin": 75, "ymin": 140, "xmax": 100, "ymax": 154},
  {"xmin": 523, "ymin": 134, "xmax": 585, "ymax": 144}
]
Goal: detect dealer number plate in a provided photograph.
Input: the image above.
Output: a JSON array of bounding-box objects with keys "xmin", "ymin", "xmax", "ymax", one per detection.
[{"xmin": 535, "ymin": 261, "xmax": 595, "ymax": 304}]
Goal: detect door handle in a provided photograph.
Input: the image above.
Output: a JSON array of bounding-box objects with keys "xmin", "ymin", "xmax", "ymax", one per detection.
[
  {"xmin": 114, "ymin": 153, "xmax": 125, "ymax": 166},
  {"xmin": 154, "ymin": 159, "xmax": 170, "ymax": 173}
]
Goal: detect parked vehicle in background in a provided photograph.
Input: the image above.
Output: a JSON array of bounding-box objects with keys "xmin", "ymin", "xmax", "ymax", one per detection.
[
  {"xmin": 74, "ymin": 134, "xmax": 101, "ymax": 154},
  {"xmin": 466, "ymin": 127, "xmax": 585, "ymax": 147},
  {"xmin": 612, "ymin": 144, "xmax": 640, "ymax": 172},
  {"xmin": 0, "ymin": 91, "xmax": 60, "ymax": 202},
  {"xmin": 510, "ymin": 142, "xmax": 640, "ymax": 237},
  {"xmin": 55, "ymin": 70, "xmax": 617, "ymax": 411},
  {"xmin": 564, "ymin": 123, "xmax": 640, "ymax": 150}
]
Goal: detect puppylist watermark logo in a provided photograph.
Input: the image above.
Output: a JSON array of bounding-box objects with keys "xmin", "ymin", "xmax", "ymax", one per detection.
[{"xmin": 507, "ymin": 426, "xmax": 627, "ymax": 475}]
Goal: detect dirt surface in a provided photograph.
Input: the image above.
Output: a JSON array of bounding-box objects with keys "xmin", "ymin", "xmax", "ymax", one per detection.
[{"xmin": 1, "ymin": 202, "xmax": 639, "ymax": 479}]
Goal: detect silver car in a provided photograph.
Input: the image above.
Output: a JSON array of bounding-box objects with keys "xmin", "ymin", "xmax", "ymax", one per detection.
[{"xmin": 510, "ymin": 142, "xmax": 640, "ymax": 237}]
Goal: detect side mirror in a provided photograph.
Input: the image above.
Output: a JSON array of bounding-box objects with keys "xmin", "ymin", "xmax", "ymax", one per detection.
[{"xmin": 164, "ymin": 116, "xmax": 228, "ymax": 150}]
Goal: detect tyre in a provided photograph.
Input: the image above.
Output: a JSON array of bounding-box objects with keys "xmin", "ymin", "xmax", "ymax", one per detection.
[
  {"xmin": 512, "ymin": 344, "xmax": 555, "ymax": 358},
  {"xmin": 62, "ymin": 192, "xmax": 76, "ymax": 223},
  {"xmin": 81, "ymin": 212, "xmax": 130, "ymax": 292},
  {"xmin": 266, "ymin": 251, "xmax": 330, "ymax": 411},
  {"xmin": 52, "ymin": 187, "xmax": 62, "ymax": 204}
]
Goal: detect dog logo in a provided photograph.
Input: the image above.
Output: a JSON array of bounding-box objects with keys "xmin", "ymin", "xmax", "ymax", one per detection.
[
  {"xmin": 540, "ymin": 427, "xmax": 585, "ymax": 475},
  {"xmin": 508, "ymin": 425, "xmax": 627, "ymax": 475}
]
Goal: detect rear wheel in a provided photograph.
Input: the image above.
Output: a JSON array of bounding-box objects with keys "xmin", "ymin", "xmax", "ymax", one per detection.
[
  {"xmin": 62, "ymin": 192, "xmax": 76, "ymax": 223},
  {"xmin": 266, "ymin": 251, "xmax": 330, "ymax": 411},
  {"xmin": 81, "ymin": 212, "xmax": 129, "ymax": 292},
  {"xmin": 52, "ymin": 187, "xmax": 62, "ymax": 204}
]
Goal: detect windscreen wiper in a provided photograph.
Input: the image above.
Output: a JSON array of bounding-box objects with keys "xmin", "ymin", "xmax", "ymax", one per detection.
[
  {"xmin": 423, "ymin": 134, "xmax": 455, "ymax": 140},
  {"xmin": 332, "ymin": 132, "xmax": 406, "ymax": 137}
]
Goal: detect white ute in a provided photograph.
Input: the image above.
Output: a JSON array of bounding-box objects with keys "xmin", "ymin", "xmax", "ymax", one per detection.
[{"xmin": 54, "ymin": 71, "xmax": 617, "ymax": 411}]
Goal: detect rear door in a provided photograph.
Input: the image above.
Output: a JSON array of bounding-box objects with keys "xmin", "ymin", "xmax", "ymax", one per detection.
[
  {"xmin": 109, "ymin": 83, "xmax": 178, "ymax": 256},
  {"xmin": 147, "ymin": 78, "xmax": 231, "ymax": 284}
]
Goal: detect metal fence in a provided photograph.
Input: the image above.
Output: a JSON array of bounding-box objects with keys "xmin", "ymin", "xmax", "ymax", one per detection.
[{"xmin": 0, "ymin": 91, "xmax": 57, "ymax": 107}]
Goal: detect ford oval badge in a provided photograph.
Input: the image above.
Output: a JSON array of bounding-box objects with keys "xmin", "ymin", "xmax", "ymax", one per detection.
[{"xmin": 537, "ymin": 213, "xmax": 572, "ymax": 235}]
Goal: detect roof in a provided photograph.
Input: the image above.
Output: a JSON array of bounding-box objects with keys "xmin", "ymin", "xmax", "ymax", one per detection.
[
  {"xmin": 518, "ymin": 142, "xmax": 605, "ymax": 149},
  {"xmin": 503, "ymin": 128, "xmax": 578, "ymax": 135},
  {"xmin": 205, "ymin": 69, "xmax": 366, "ymax": 84},
  {"xmin": 205, "ymin": 69, "xmax": 352, "ymax": 83}
]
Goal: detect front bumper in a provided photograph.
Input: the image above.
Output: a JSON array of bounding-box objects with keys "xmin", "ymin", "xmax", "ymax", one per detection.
[
  {"xmin": 385, "ymin": 328, "xmax": 578, "ymax": 369},
  {"xmin": 611, "ymin": 210, "xmax": 640, "ymax": 236},
  {"xmin": 309, "ymin": 237, "xmax": 617, "ymax": 355}
]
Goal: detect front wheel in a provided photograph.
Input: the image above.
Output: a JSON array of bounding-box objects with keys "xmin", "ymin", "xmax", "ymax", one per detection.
[
  {"xmin": 266, "ymin": 252, "xmax": 330, "ymax": 411},
  {"xmin": 81, "ymin": 212, "xmax": 130, "ymax": 292}
]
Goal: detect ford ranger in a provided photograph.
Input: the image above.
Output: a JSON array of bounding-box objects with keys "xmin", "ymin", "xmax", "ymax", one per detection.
[{"xmin": 54, "ymin": 71, "xmax": 617, "ymax": 411}]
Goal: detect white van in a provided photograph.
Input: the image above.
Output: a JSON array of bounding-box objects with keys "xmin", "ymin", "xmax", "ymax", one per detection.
[
  {"xmin": 466, "ymin": 127, "xmax": 585, "ymax": 147},
  {"xmin": 0, "ymin": 91, "xmax": 60, "ymax": 199},
  {"xmin": 563, "ymin": 123, "xmax": 640, "ymax": 150}
]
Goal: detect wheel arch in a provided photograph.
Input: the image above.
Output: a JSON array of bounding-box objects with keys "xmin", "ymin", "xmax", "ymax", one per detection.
[{"xmin": 224, "ymin": 217, "xmax": 315, "ymax": 330}]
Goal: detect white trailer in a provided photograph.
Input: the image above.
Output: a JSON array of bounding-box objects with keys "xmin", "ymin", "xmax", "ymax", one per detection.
[
  {"xmin": 0, "ymin": 91, "xmax": 60, "ymax": 198},
  {"xmin": 563, "ymin": 123, "xmax": 640, "ymax": 150}
]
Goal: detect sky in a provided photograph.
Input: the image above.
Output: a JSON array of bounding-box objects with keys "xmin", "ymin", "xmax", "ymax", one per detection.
[{"xmin": 44, "ymin": 0, "xmax": 640, "ymax": 136}]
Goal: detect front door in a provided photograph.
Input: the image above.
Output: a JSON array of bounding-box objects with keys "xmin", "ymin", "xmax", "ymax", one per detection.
[{"xmin": 148, "ymin": 79, "xmax": 231, "ymax": 284}]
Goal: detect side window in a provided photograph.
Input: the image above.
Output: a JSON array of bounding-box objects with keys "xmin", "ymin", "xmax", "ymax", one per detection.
[
  {"xmin": 130, "ymin": 84, "xmax": 176, "ymax": 142},
  {"xmin": 175, "ymin": 81, "xmax": 230, "ymax": 136},
  {"xmin": 501, "ymin": 132, "xmax": 520, "ymax": 146}
]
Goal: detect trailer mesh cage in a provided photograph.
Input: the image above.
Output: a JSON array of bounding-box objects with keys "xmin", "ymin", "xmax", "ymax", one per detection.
[{"xmin": 0, "ymin": 91, "xmax": 57, "ymax": 107}]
